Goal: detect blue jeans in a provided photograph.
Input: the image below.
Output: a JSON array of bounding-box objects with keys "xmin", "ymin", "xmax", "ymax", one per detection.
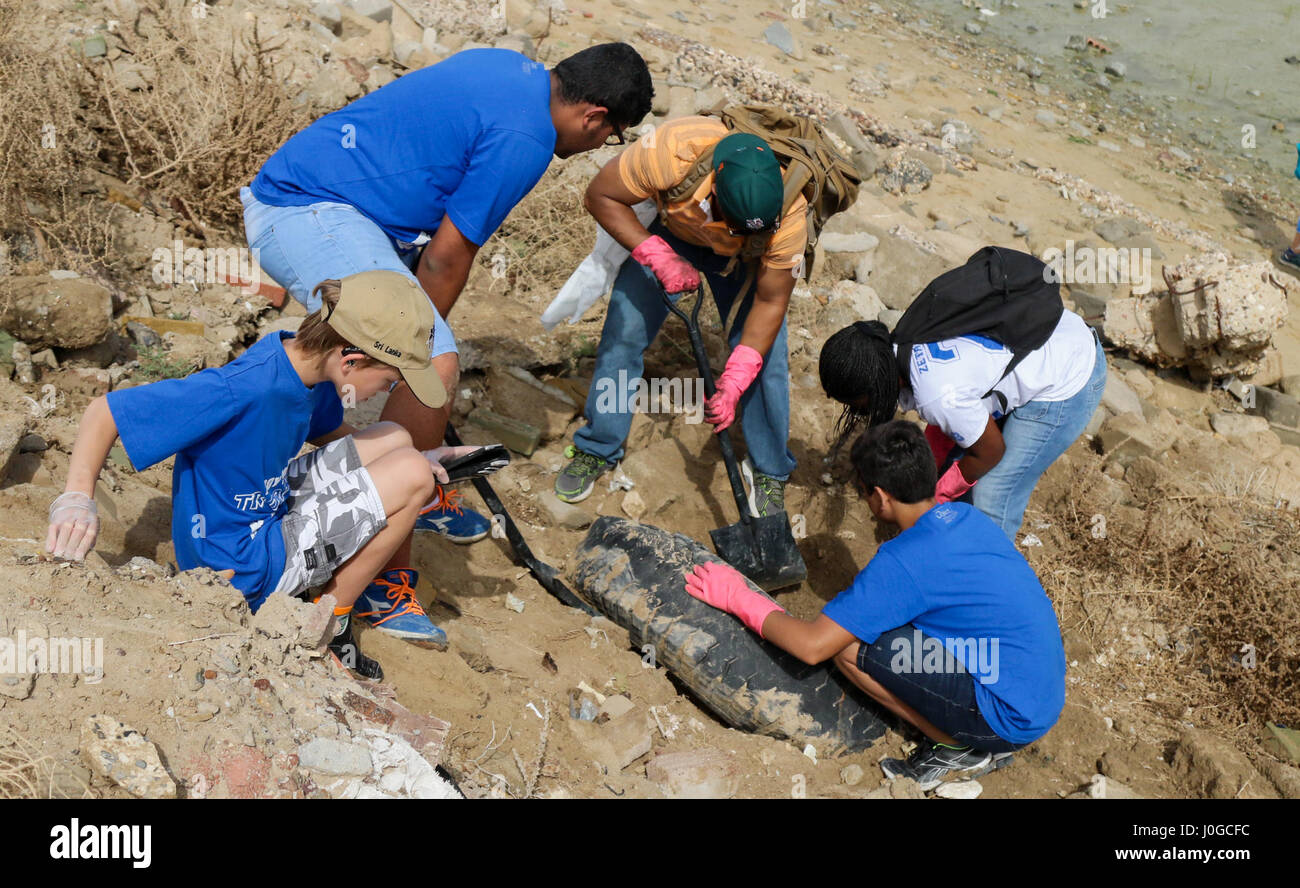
[
  {"xmin": 572, "ymin": 227, "xmax": 797, "ymax": 480},
  {"xmin": 968, "ymin": 336, "xmax": 1108, "ymax": 539},
  {"xmin": 240, "ymin": 187, "xmax": 457, "ymax": 357}
]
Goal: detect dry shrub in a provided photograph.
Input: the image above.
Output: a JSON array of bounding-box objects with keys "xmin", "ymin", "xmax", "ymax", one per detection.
[
  {"xmin": 82, "ymin": 0, "xmax": 309, "ymax": 231},
  {"xmin": 0, "ymin": 726, "xmax": 94, "ymax": 799},
  {"xmin": 477, "ymin": 165, "xmax": 593, "ymax": 296},
  {"xmin": 1041, "ymin": 464, "xmax": 1300, "ymax": 747},
  {"xmin": 0, "ymin": 0, "xmax": 307, "ymax": 273},
  {"xmin": 0, "ymin": 1, "xmax": 113, "ymax": 268}
]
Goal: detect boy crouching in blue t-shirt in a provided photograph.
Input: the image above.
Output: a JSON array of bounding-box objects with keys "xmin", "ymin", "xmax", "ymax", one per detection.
[
  {"xmin": 685, "ymin": 420, "xmax": 1066, "ymax": 791},
  {"xmin": 45, "ymin": 271, "xmax": 477, "ymax": 681}
]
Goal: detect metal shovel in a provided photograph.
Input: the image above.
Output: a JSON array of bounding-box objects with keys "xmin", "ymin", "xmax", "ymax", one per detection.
[{"xmin": 662, "ymin": 285, "xmax": 807, "ymax": 591}]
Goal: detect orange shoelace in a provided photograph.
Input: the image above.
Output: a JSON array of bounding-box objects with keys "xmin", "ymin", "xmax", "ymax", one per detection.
[
  {"xmin": 355, "ymin": 571, "xmax": 428, "ymax": 627},
  {"xmin": 421, "ymin": 484, "xmax": 466, "ymax": 517}
]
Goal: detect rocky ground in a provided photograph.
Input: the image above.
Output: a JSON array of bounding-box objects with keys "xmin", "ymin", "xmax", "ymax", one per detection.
[{"xmin": 1, "ymin": 0, "xmax": 1298, "ymax": 799}]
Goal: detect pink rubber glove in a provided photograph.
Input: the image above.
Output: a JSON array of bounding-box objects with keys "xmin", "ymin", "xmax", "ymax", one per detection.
[
  {"xmin": 924, "ymin": 424, "xmax": 956, "ymax": 470},
  {"xmin": 631, "ymin": 235, "xmax": 700, "ymax": 294},
  {"xmin": 935, "ymin": 461, "xmax": 974, "ymax": 504},
  {"xmin": 685, "ymin": 561, "xmax": 784, "ymax": 637},
  {"xmin": 705, "ymin": 345, "xmax": 763, "ymax": 431}
]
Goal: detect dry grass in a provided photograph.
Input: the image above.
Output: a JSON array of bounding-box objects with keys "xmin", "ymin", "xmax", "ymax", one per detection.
[
  {"xmin": 475, "ymin": 164, "xmax": 595, "ymax": 297},
  {"xmin": 1040, "ymin": 458, "xmax": 1300, "ymax": 749},
  {"xmin": 0, "ymin": 726, "xmax": 94, "ymax": 799},
  {"xmin": 0, "ymin": 0, "xmax": 307, "ymax": 275}
]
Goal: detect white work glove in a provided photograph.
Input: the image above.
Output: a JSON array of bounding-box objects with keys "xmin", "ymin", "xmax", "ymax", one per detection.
[
  {"xmin": 541, "ymin": 199, "xmax": 658, "ymax": 330},
  {"xmin": 46, "ymin": 491, "xmax": 99, "ymax": 561}
]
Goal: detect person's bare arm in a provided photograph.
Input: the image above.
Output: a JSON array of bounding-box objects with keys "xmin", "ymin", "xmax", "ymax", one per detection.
[
  {"xmin": 416, "ymin": 216, "xmax": 479, "ymax": 319},
  {"xmin": 65, "ymin": 396, "xmax": 119, "ymax": 496},
  {"xmin": 583, "ymin": 155, "xmax": 654, "ymax": 252},
  {"xmin": 956, "ymin": 415, "xmax": 1006, "ymax": 483},
  {"xmin": 760, "ymin": 612, "xmax": 858, "ymax": 666},
  {"xmin": 736, "ymin": 263, "xmax": 795, "ymax": 358}
]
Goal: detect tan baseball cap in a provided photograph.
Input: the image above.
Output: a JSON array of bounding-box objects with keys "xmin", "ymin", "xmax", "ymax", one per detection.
[{"xmin": 326, "ymin": 271, "xmax": 448, "ymax": 408}]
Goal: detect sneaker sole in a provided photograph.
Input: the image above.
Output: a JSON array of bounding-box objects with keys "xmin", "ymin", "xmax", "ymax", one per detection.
[
  {"xmin": 414, "ymin": 524, "xmax": 490, "ymax": 544},
  {"xmin": 369, "ymin": 626, "xmax": 449, "ymax": 651},
  {"xmin": 740, "ymin": 458, "xmax": 762, "ymax": 518},
  {"xmin": 880, "ymin": 751, "xmax": 995, "ymax": 792},
  {"xmin": 554, "ymin": 481, "xmax": 596, "ymax": 504}
]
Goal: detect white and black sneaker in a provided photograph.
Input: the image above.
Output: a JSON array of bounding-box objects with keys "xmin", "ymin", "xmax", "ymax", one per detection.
[{"xmin": 880, "ymin": 743, "xmax": 1013, "ymax": 792}]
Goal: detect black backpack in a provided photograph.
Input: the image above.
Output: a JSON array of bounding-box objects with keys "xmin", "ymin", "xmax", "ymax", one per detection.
[{"xmin": 891, "ymin": 246, "xmax": 1064, "ymax": 406}]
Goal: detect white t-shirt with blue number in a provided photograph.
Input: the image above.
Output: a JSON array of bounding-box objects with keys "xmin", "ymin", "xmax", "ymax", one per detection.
[{"xmin": 896, "ymin": 310, "xmax": 1097, "ymax": 447}]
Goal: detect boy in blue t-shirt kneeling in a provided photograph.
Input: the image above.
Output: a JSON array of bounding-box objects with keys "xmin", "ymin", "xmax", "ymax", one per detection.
[
  {"xmin": 685, "ymin": 420, "xmax": 1066, "ymax": 791},
  {"xmin": 45, "ymin": 271, "xmax": 480, "ymax": 681}
]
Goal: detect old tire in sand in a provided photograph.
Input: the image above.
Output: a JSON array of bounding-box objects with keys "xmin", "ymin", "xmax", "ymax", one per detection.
[{"xmin": 571, "ymin": 516, "xmax": 887, "ymax": 753}]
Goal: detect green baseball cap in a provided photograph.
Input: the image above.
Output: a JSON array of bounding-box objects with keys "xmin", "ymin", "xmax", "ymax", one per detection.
[
  {"xmin": 712, "ymin": 132, "xmax": 784, "ymax": 234},
  {"xmin": 327, "ymin": 271, "xmax": 448, "ymax": 409}
]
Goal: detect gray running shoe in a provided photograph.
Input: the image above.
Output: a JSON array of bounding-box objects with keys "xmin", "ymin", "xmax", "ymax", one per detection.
[
  {"xmin": 741, "ymin": 457, "xmax": 786, "ymax": 517},
  {"xmin": 880, "ymin": 743, "xmax": 1012, "ymax": 792},
  {"xmin": 555, "ymin": 445, "xmax": 612, "ymax": 503}
]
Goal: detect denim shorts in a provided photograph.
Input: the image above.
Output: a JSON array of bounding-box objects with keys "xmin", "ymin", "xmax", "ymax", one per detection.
[
  {"xmin": 855, "ymin": 624, "xmax": 1022, "ymax": 753},
  {"xmin": 240, "ymin": 186, "xmax": 457, "ymax": 357}
]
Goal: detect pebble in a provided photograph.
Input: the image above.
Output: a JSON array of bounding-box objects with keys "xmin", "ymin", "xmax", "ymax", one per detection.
[
  {"xmin": 934, "ymin": 779, "xmax": 983, "ymax": 799},
  {"xmin": 840, "ymin": 764, "xmax": 865, "ymax": 786}
]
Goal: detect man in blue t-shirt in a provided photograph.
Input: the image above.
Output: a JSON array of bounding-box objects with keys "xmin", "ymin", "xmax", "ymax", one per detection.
[
  {"xmin": 242, "ymin": 43, "xmax": 652, "ymax": 634},
  {"xmin": 684, "ymin": 420, "xmax": 1066, "ymax": 792},
  {"xmin": 44, "ymin": 272, "xmax": 489, "ymax": 681}
]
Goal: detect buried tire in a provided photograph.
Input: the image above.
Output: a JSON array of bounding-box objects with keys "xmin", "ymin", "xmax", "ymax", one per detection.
[{"xmin": 570, "ymin": 516, "xmax": 887, "ymax": 753}]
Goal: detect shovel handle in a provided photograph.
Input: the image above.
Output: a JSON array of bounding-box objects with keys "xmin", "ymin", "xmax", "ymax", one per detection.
[{"xmin": 661, "ymin": 286, "xmax": 755, "ymax": 526}]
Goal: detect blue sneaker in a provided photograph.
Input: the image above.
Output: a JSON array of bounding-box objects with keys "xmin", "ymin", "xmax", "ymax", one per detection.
[
  {"xmin": 414, "ymin": 485, "xmax": 491, "ymax": 544},
  {"xmin": 1281, "ymin": 248, "xmax": 1300, "ymax": 271},
  {"xmin": 353, "ymin": 569, "xmax": 448, "ymax": 650}
]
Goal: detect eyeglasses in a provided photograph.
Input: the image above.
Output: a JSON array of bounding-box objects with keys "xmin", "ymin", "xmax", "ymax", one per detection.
[{"xmin": 603, "ymin": 126, "xmax": 626, "ymax": 147}]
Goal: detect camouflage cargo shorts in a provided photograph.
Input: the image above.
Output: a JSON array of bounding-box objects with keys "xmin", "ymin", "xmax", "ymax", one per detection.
[{"xmin": 269, "ymin": 436, "xmax": 387, "ymax": 600}]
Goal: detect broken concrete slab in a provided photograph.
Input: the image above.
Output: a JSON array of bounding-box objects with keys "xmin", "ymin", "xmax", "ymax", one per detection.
[
  {"xmin": 1101, "ymin": 369, "xmax": 1142, "ymax": 416},
  {"xmin": 1098, "ymin": 412, "xmax": 1168, "ymax": 466},
  {"xmin": 485, "ymin": 366, "xmax": 579, "ymax": 442},
  {"xmin": 81, "ymin": 715, "xmax": 177, "ymax": 799},
  {"xmin": 466, "ymin": 408, "xmax": 541, "ymax": 456}
]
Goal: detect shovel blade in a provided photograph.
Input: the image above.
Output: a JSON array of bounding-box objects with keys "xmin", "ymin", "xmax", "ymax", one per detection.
[{"xmin": 709, "ymin": 513, "xmax": 807, "ymax": 592}]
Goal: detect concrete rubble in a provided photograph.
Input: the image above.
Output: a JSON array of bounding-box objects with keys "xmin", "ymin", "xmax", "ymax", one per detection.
[{"xmin": 1104, "ymin": 252, "xmax": 1289, "ymax": 377}]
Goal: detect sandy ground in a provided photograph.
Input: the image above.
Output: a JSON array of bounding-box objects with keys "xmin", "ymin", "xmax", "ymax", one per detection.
[{"xmin": 2, "ymin": 0, "xmax": 1298, "ymax": 799}]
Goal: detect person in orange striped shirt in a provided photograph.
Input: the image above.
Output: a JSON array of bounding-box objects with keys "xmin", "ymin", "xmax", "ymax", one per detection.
[{"xmin": 555, "ymin": 116, "xmax": 807, "ymax": 516}]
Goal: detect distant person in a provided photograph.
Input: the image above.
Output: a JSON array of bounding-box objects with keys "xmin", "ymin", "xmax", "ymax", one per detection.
[
  {"xmin": 1279, "ymin": 142, "xmax": 1300, "ymax": 271},
  {"xmin": 46, "ymin": 272, "xmax": 480, "ymax": 679},
  {"xmin": 818, "ymin": 307, "xmax": 1106, "ymax": 541},
  {"xmin": 683, "ymin": 421, "xmax": 1066, "ymax": 790},
  {"xmin": 243, "ymin": 44, "xmax": 652, "ymax": 645}
]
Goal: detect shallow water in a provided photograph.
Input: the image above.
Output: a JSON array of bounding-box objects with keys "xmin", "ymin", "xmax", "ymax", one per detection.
[{"xmin": 892, "ymin": 0, "xmax": 1300, "ymax": 181}]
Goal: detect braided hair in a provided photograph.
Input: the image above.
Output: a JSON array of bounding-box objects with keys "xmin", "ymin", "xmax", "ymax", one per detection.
[{"xmin": 818, "ymin": 320, "xmax": 902, "ymax": 450}]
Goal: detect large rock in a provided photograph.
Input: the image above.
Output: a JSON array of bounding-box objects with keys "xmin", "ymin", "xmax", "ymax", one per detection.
[
  {"xmin": 1172, "ymin": 728, "xmax": 1277, "ymax": 799},
  {"xmin": 1100, "ymin": 369, "xmax": 1141, "ymax": 416},
  {"xmin": 81, "ymin": 715, "xmax": 177, "ymax": 799},
  {"xmin": 0, "ymin": 274, "xmax": 113, "ymax": 350},
  {"xmin": 1097, "ymin": 413, "xmax": 1168, "ymax": 466},
  {"xmin": 824, "ymin": 113, "xmax": 879, "ymax": 180}
]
